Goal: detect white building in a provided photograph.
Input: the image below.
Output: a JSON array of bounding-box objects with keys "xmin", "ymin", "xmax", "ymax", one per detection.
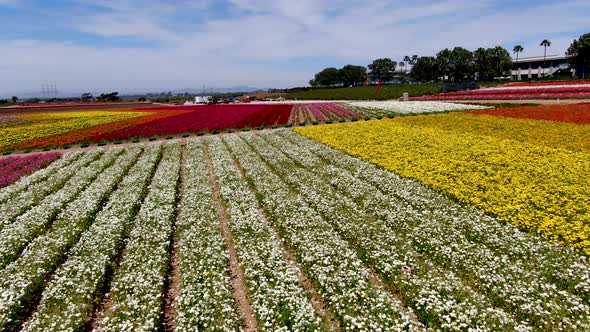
[{"xmin": 511, "ymin": 54, "xmax": 573, "ymax": 80}]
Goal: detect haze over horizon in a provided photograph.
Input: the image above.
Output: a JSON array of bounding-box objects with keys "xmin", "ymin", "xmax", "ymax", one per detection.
[{"xmin": 1, "ymin": 0, "xmax": 589, "ymax": 96}]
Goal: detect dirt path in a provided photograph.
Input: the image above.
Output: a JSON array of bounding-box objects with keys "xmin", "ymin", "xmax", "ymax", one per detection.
[
  {"xmin": 204, "ymin": 143, "xmax": 258, "ymax": 332},
  {"xmin": 162, "ymin": 143, "xmax": 186, "ymax": 332},
  {"xmin": 225, "ymin": 140, "xmax": 341, "ymax": 331}
]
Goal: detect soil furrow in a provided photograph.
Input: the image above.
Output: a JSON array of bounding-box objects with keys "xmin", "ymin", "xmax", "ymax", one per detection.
[{"xmin": 203, "ymin": 143, "xmax": 258, "ymax": 332}]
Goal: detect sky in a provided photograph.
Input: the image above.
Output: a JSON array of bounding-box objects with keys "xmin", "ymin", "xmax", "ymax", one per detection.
[{"xmin": 1, "ymin": 0, "xmax": 589, "ymax": 96}]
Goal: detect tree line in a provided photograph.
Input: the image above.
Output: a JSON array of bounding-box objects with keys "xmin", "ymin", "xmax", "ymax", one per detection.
[{"xmin": 309, "ymin": 33, "xmax": 590, "ymax": 85}]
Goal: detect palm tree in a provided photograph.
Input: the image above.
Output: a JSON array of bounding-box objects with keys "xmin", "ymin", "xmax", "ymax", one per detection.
[
  {"xmin": 513, "ymin": 45, "xmax": 524, "ymax": 77},
  {"xmin": 513, "ymin": 45, "xmax": 524, "ymax": 61},
  {"xmin": 403, "ymin": 55, "xmax": 411, "ymax": 74},
  {"xmin": 540, "ymin": 39, "xmax": 551, "ymax": 77},
  {"xmin": 399, "ymin": 62, "xmax": 405, "ymax": 74}
]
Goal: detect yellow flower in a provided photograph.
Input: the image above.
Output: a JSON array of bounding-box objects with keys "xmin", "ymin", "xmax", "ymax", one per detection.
[{"xmin": 296, "ymin": 114, "xmax": 590, "ymax": 254}]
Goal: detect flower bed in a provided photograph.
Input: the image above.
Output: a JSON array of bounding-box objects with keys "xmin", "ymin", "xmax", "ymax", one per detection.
[
  {"xmin": 0, "ymin": 152, "xmax": 61, "ymax": 187},
  {"xmin": 505, "ymin": 80, "xmax": 590, "ymax": 87},
  {"xmin": 412, "ymin": 85, "xmax": 590, "ymax": 100},
  {"xmin": 296, "ymin": 116, "xmax": 590, "ymax": 254},
  {"xmin": 345, "ymin": 101, "xmax": 489, "ymax": 115},
  {"xmin": 468, "ymin": 102, "xmax": 590, "ymax": 124}
]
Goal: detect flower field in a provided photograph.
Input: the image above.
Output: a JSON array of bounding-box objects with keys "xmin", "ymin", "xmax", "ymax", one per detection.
[
  {"xmin": 0, "ymin": 131, "xmax": 588, "ymax": 331},
  {"xmin": 0, "ymin": 152, "xmax": 61, "ymax": 187},
  {"xmin": 296, "ymin": 113, "xmax": 590, "ymax": 254},
  {"xmin": 344, "ymin": 101, "xmax": 489, "ymax": 116},
  {"xmin": 412, "ymin": 82, "xmax": 590, "ymax": 100},
  {"xmin": 1, "ymin": 103, "xmax": 367, "ymax": 152},
  {"xmin": 468, "ymin": 102, "xmax": 590, "ymax": 124}
]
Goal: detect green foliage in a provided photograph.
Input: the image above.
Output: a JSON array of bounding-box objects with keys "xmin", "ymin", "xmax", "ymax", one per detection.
[
  {"xmin": 285, "ymin": 83, "xmax": 444, "ymax": 100},
  {"xmin": 114, "ymin": 140, "xmax": 123, "ymax": 144},
  {"xmin": 368, "ymin": 58, "xmax": 397, "ymax": 81},
  {"xmin": 312, "ymin": 121, "xmax": 319, "ymax": 125},
  {"xmin": 181, "ymin": 133, "xmax": 190, "ymax": 138},
  {"xmin": 212, "ymin": 129, "xmax": 220, "ymax": 135},
  {"xmin": 411, "ymin": 57, "xmax": 440, "ymax": 82},
  {"xmin": 80, "ymin": 143, "xmax": 90, "ymax": 148},
  {"xmin": 311, "ymin": 67, "xmax": 341, "ymax": 87},
  {"xmin": 197, "ymin": 131, "xmax": 205, "ymax": 136},
  {"xmin": 567, "ymin": 33, "xmax": 590, "ymax": 78},
  {"xmin": 339, "ymin": 65, "xmax": 368, "ymax": 86},
  {"xmin": 148, "ymin": 137, "xmax": 157, "ymax": 141},
  {"xmin": 165, "ymin": 135, "xmax": 174, "ymax": 139},
  {"xmin": 339, "ymin": 118, "xmax": 346, "ymax": 123},
  {"xmin": 131, "ymin": 138, "xmax": 140, "ymax": 143}
]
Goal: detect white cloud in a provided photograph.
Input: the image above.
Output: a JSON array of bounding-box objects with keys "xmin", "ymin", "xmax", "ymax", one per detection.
[{"xmin": 0, "ymin": 0, "xmax": 589, "ymax": 96}]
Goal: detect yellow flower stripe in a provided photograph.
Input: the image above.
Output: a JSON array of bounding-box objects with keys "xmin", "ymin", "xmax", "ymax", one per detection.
[
  {"xmin": 1, "ymin": 111, "xmax": 151, "ymax": 149},
  {"xmin": 395, "ymin": 113, "xmax": 590, "ymax": 153},
  {"xmin": 295, "ymin": 117, "xmax": 590, "ymax": 254}
]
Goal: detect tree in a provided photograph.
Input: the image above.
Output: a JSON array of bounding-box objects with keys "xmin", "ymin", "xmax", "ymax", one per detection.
[
  {"xmin": 410, "ymin": 55, "xmax": 418, "ymax": 66},
  {"xmin": 540, "ymin": 39, "xmax": 551, "ymax": 77},
  {"xmin": 312, "ymin": 67, "xmax": 341, "ymax": 86},
  {"xmin": 80, "ymin": 93, "xmax": 94, "ymax": 102},
  {"xmin": 338, "ymin": 65, "xmax": 368, "ymax": 86},
  {"xmin": 403, "ymin": 55, "xmax": 411, "ymax": 73},
  {"xmin": 513, "ymin": 45, "xmax": 524, "ymax": 62},
  {"xmin": 448, "ymin": 47, "xmax": 475, "ymax": 81},
  {"xmin": 410, "ymin": 56, "xmax": 440, "ymax": 82},
  {"xmin": 97, "ymin": 92, "xmax": 120, "ymax": 102},
  {"xmin": 567, "ymin": 33, "xmax": 590, "ymax": 79},
  {"xmin": 436, "ymin": 49, "xmax": 452, "ymax": 81},
  {"xmin": 473, "ymin": 47, "xmax": 490, "ymax": 80},
  {"xmin": 488, "ymin": 46, "xmax": 512, "ymax": 78},
  {"xmin": 11, "ymin": 96, "xmax": 18, "ymax": 103},
  {"xmin": 399, "ymin": 61, "xmax": 405, "ymax": 74},
  {"xmin": 368, "ymin": 58, "xmax": 397, "ymax": 82}
]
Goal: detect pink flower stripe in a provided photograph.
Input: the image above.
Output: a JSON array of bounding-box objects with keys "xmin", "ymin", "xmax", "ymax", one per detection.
[
  {"xmin": 412, "ymin": 92, "xmax": 590, "ymax": 101},
  {"xmin": 505, "ymin": 80, "xmax": 590, "ymax": 87},
  {"xmin": 0, "ymin": 152, "xmax": 61, "ymax": 187}
]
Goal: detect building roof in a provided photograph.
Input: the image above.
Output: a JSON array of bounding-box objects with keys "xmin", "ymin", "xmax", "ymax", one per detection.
[{"xmin": 513, "ymin": 54, "xmax": 568, "ymax": 63}]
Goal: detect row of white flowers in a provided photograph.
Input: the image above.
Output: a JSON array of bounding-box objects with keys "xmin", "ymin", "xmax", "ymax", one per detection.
[
  {"xmin": 96, "ymin": 143, "xmax": 182, "ymax": 331},
  {"xmin": 208, "ymin": 137, "xmax": 321, "ymax": 330},
  {"xmin": 260, "ymin": 131, "xmax": 524, "ymax": 330},
  {"xmin": 0, "ymin": 151, "xmax": 98, "ymax": 230},
  {"xmin": 280, "ymin": 130, "xmax": 590, "ymax": 330},
  {"xmin": 174, "ymin": 140, "xmax": 241, "ymax": 331},
  {"xmin": 0, "ymin": 151, "xmax": 82, "ymax": 205},
  {"xmin": 0, "ymin": 148, "xmax": 122, "ymax": 269},
  {"xmin": 345, "ymin": 101, "xmax": 488, "ymax": 116},
  {"xmin": 22, "ymin": 144, "xmax": 161, "ymax": 332},
  {"xmin": 0, "ymin": 146, "xmax": 142, "ymax": 330},
  {"xmin": 223, "ymin": 133, "xmax": 416, "ymax": 331}
]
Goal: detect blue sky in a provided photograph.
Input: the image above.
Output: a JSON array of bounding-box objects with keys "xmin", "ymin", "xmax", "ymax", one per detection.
[{"xmin": 1, "ymin": 0, "xmax": 589, "ymax": 96}]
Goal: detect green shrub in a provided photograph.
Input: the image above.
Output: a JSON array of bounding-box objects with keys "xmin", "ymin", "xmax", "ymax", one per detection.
[
  {"xmin": 165, "ymin": 135, "xmax": 174, "ymax": 139},
  {"xmin": 80, "ymin": 143, "xmax": 90, "ymax": 148},
  {"xmin": 364, "ymin": 116, "xmax": 371, "ymax": 121},
  {"xmin": 376, "ymin": 115, "xmax": 384, "ymax": 120},
  {"xmin": 197, "ymin": 132, "xmax": 205, "ymax": 136},
  {"xmin": 339, "ymin": 118, "xmax": 346, "ymax": 123},
  {"xmin": 131, "ymin": 138, "xmax": 140, "ymax": 143},
  {"xmin": 148, "ymin": 137, "xmax": 157, "ymax": 141},
  {"xmin": 351, "ymin": 117, "xmax": 358, "ymax": 122},
  {"xmin": 181, "ymin": 133, "xmax": 190, "ymax": 138},
  {"xmin": 98, "ymin": 141, "xmax": 107, "ymax": 146},
  {"xmin": 387, "ymin": 113, "xmax": 395, "ymax": 118},
  {"xmin": 62, "ymin": 145, "xmax": 71, "ymax": 149},
  {"xmin": 212, "ymin": 129, "xmax": 220, "ymax": 135},
  {"xmin": 325, "ymin": 119, "xmax": 334, "ymax": 124},
  {"xmin": 114, "ymin": 140, "xmax": 123, "ymax": 145},
  {"xmin": 2, "ymin": 151, "xmax": 13, "ymax": 155},
  {"xmin": 312, "ymin": 121, "xmax": 319, "ymax": 125},
  {"xmin": 42, "ymin": 147, "xmax": 52, "ymax": 151},
  {"xmin": 299, "ymin": 122, "xmax": 307, "ymax": 126}
]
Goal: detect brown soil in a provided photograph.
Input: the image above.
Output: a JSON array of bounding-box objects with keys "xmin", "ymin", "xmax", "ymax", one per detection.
[
  {"xmin": 226, "ymin": 145, "xmax": 341, "ymax": 331},
  {"xmin": 163, "ymin": 143, "xmax": 186, "ymax": 332},
  {"xmin": 204, "ymin": 143, "xmax": 258, "ymax": 332}
]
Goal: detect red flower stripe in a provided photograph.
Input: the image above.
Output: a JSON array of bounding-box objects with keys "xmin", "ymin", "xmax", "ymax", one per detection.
[{"xmin": 467, "ymin": 103, "xmax": 590, "ymax": 124}]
